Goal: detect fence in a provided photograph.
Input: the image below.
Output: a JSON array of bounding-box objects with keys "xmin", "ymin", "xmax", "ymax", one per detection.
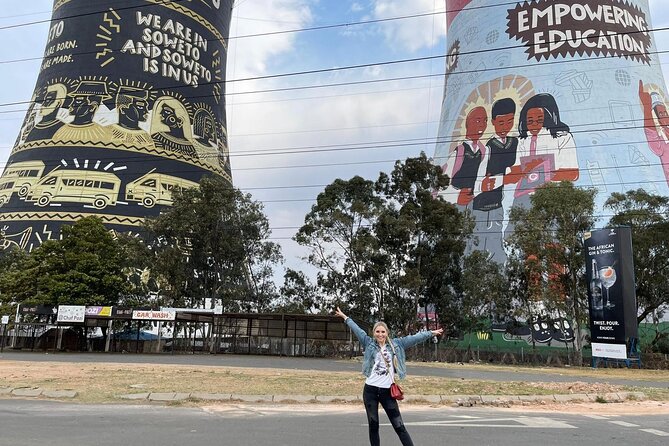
[{"xmin": 0, "ymin": 313, "xmax": 362, "ymax": 358}]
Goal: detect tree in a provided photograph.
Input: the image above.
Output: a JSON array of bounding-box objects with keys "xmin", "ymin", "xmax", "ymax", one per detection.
[
  {"xmin": 295, "ymin": 154, "xmax": 473, "ymax": 332},
  {"xmin": 113, "ymin": 232, "xmax": 161, "ymax": 308},
  {"xmin": 295, "ymin": 176, "xmax": 383, "ymax": 319},
  {"xmin": 275, "ymin": 269, "xmax": 322, "ymax": 314},
  {"xmin": 0, "ymin": 217, "xmax": 128, "ymax": 307},
  {"xmin": 457, "ymin": 251, "xmax": 511, "ymax": 340},
  {"xmin": 605, "ymin": 189, "xmax": 669, "ymax": 350},
  {"xmin": 145, "ymin": 175, "xmax": 282, "ymax": 312},
  {"xmin": 374, "ymin": 153, "xmax": 471, "ymax": 333},
  {"xmin": 506, "ymin": 182, "xmax": 596, "ymax": 363},
  {"xmin": 0, "ymin": 247, "xmax": 31, "ymax": 315}
]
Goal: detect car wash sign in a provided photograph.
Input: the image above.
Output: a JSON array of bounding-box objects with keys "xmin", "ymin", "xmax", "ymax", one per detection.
[{"xmin": 132, "ymin": 309, "xmax": 176, "ymax": 321}]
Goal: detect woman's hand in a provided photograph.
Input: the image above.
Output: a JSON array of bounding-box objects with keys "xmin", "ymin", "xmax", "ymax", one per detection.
[
  {"xmin": 334, "ymin": 307, "xmax": 348, "ymax": 320},
  {"xmin": 431, "ymin": 328, "xmax": 444, "ymax": 337}
]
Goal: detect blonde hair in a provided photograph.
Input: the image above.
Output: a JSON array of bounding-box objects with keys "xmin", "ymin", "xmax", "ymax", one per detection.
[{"xmin": 372, "ymin": 321, "xmax": 389, "ymax": 334}]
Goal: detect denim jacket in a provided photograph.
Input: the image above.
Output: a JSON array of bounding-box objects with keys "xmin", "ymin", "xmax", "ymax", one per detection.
[{"xmin": 345, "ymin": 317, "xmax": 433, "ymax": 380}]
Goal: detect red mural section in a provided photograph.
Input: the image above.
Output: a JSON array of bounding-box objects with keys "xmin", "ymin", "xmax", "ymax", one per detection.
[{"xmin": 447, "ymin": 0, "xmax": 474, "ymax": 27}]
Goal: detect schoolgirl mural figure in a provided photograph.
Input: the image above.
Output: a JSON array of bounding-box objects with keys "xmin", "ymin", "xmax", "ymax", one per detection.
[
  {"xmin": 504, "ymin": 93, "xmax": 578, "ymax": 237},
  {"xmin": 439, "ymin": 106, "xmax": 489, "ymax": 206}
]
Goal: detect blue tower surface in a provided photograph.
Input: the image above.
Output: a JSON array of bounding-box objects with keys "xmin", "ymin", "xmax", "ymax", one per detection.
[
  {"xmin": 0, "ymin": 0, "xmax": 234, "ymax": 251},
  {"xmin": 435, "ymin": 0, "xmax": 669, "ymax": 263}
]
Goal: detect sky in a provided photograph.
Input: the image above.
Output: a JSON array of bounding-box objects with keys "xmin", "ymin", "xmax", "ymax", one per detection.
[{"xmin": 0, "ymin": 0, "xmax": 668, "ymax": 285}]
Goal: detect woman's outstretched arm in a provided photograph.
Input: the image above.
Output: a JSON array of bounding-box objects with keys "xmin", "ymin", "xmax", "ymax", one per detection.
[
  {"xmin": 335, "ymin": 307, "xmax": 372, "ymax": 347},
  {"xmin": 397, "ymin": 328, "xmax": 444, "ymax": 349}
]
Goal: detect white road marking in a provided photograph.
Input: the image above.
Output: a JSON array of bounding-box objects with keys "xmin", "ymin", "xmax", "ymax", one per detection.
[
  {"xmin": 388, "ymin": 417, "xmax": 577, "ymax": 429},
  {"xmin": 639, "ymin": 429, "xmax": 669, "ymax": 437},
  {"xmin": 583, "ymin": 414, "xmax": 610, "ymax": 420},
  {"xmin": 608, "ymin": 421, "xmax": 639, "ymax": 427}
]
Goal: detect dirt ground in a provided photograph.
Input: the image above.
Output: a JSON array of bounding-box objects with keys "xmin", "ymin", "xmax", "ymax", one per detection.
[
  {"xmin": 503, "ymin": 400, "xmax": 669, "ymax": 415},
  {"xmin": 2, "ymin": 359, "xmax": 668, "ymax": 415}
]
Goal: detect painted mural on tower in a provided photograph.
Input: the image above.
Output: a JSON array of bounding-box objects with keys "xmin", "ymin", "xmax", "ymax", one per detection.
[
  {"xmin": 435, "ymin": 0, "xmax": 669, "ymax": 264},
  {"xmin": 0, "ymin": 0, "xmax": 233, "ymax": 251}
]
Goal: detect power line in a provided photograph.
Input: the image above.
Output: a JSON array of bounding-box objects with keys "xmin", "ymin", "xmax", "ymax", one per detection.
[
  {"xmin": 0, "ymin": 5, "xmax": 452, "ymax": 63},
  {"xmin": 0, "ymin": 124, "xmax": 667, "ymax": 172},
  {"xmin": 0, "ymin": 0, "xmax": 191, "ymax": 31},
  {"xmin": 1, "ymin": 23, "xmax": 668, "ymax": 109},
  {"xmin": 0, "ymin": 0, "xmax": 523, "ymax": 35},
  {"xmin": 0, "ymin": 152, "xmax": 665, "ymax": 211}
]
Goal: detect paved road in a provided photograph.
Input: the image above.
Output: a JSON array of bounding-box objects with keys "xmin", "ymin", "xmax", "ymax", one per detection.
[
  {"xmin": 1, "ymin": 350, "xmax": 668, "ymax": 389},
  {"xmin": 0, "ymin": 399, "xmax": 667, "ymax": 446}
]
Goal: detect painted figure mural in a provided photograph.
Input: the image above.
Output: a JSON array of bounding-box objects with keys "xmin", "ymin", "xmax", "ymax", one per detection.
[
  {"xmin": 0, "ymin": 0, "xmax": 234, "ymax": 251},
  {"xmin": 436, "ymin": 0, "xmax": 669, "ymax": 263}
]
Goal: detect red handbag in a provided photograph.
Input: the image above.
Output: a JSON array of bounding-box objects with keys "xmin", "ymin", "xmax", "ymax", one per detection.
[
  {"xmin": 390, "ymin": 382, "xmax": 404, "ymax": 400},
  {"xmin": 384, "ymin": 341, "xmax": 404, "ymax": 400}
]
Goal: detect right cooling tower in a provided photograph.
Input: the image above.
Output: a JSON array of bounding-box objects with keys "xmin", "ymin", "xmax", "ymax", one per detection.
[{"xmin": 435, "ymin": 0, "xmax": 669, "ymax": 262}]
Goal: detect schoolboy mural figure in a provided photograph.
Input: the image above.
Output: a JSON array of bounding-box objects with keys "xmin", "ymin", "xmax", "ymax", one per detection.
[
  {"xmin": 471, "ymin": 98, "xmax": 518, "ymax": 262},
  {"xmin": 440, "ymin": 106, "xmax": 488, "ymax": 206},
  {"xmin": 25, "ymin": 83, "xmax": 67, "ymax": 142},
  {"xmin": 639, "ymin": 80, "xmax": 669, "ymax": 187}
]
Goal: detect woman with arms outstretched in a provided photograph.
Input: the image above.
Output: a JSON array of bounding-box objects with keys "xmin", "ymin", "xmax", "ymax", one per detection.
[{"xmin": 335, "ymin": 307, "xmax": 443, "ymax": 446}]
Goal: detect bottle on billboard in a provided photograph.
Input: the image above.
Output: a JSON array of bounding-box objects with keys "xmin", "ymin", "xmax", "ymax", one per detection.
[{"xmin": 590, "ymin": 259, "xmax": 603, "ymax": 311}]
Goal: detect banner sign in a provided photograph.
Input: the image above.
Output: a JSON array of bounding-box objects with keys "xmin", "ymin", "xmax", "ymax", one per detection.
[
  {"xmin": 57, "ymin": 305, "xmax": 86, "ymax": 323},
  {"xmin": 0, "ymin": 0, "xmax": 234, "ymax": 252},
  {"xmin": 584, "ymin": 227, "xmax": 638, "ymax": 359},
  {"xmin": 435, "ymin": 0, "xmax": 669, "ymax": 265},
  {"xmin": 85, "ymin": 306, "xmax": 113, "ymax": 317},
  {"xmin": 132, "ymin": 309, "xmax": 176, "ymax": 321},
  {"xmin": 507, "ymin": 0, "xmax": 651, "ymax": 64},
  {"xmin": 112, "ymin": 307, "xmax": 134, "ymax": 319},
  {"xmin": 1, "ymin": 315, "xmax": 9, "ymax": 325},
  {"xmin": 19, "ymin": 304, "xmax": 57, "ymax": 315}
]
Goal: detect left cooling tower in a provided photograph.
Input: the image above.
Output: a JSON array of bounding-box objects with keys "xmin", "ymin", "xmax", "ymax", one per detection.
[{"xmin": 0, "ymin": 0, "xmax": 233, "ymax": 251}]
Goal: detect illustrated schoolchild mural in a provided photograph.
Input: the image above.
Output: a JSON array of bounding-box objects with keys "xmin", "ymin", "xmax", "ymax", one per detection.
[
  {"xmin": 435, "ymin": 0, "xmax": 669, "ymax": 264},
  {"xmin": 0, "ymin": 0, "xmax": 234, "ymax": 251}
]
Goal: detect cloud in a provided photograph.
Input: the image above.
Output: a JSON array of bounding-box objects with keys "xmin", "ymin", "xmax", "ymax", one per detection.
[
  {"xmin": 649, "ymin": 0, "xmax": 669, "ymax": 84},
  {"xmin": 228, "ymin": 0, "xmax": 314, "ymax": 82},
  {"xmin": 351, "ymin": 2, "xmax": 365, "ymax": 13},
  {"xmin": 372, "ymin": 0, "xmax": 446, "ymax": 52}
]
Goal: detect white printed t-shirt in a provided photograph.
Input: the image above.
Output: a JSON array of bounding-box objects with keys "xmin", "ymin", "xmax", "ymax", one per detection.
[{"xmin": 365, "ymin": 345, "xmax": 395, "ymax": 388}]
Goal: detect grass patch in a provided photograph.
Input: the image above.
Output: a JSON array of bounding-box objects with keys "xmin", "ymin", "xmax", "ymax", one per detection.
[{"xmin": 1, "ymin": 360, "xmax": 667, "ymax": 405}]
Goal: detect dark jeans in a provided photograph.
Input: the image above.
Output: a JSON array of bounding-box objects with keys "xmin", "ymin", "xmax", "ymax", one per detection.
[{"xmin": 363, "ymin": 384, "xmax": 414, "ymax": 446}]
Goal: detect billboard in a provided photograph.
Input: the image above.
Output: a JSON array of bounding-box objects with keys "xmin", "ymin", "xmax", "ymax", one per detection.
[
  {"xmin": 584, "ymin": 227, "xmax": 638, "ymax": 359},
  {"xmin": 435, "ymin": 0, "xmax": 669, "ymax": 263},
  {"xmin": 0, "ymin": 0, "xmax": 234, "ymax": 251}
]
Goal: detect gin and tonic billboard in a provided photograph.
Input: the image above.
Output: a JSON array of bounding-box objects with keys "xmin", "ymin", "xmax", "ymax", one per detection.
[
  {"xmin": 0, "ymin": 0, "xmax": 233, "ymax": 251},
  {"xmin": 436, "ymin": 0, "xmax": 669, "ymax": 263},
  {"xmin": 584, "ymin": 227, "xmax": 638, "ymax": 359}
]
